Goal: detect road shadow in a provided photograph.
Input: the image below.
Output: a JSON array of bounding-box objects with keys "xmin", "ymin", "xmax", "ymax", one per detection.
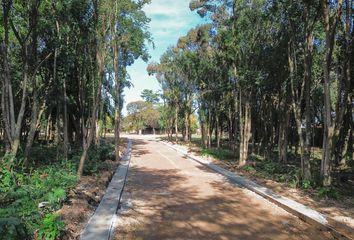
[
  {"xmin": 131, "ymin": 139, "xmax": 150, "ymax": 157},
  {"xmin": 114, "ymin": 165, "xmax": 331, "ymax": 240}
]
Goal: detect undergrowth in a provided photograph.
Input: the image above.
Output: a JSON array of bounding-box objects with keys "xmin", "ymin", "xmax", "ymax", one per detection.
[
  {"xmin": 0, "ymin": 141, "xmax": 115, "ymax": 239},
  {"xmin": 242, "ymin": 156, "xmax": 341, "ymax": 199},
  {"xmin": 201, "ymin": 148, "xmax": 234, "ymax": 160}
]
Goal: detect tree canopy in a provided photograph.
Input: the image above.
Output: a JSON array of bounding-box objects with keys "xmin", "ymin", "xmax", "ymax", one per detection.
[{"xmin": 149, "ymin": 0, "xmax": 353, "ymax": 187}]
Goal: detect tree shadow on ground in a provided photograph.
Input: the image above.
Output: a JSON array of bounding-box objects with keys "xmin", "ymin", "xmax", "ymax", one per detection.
[
  {"xmin": 115, "ymin": 165, "xmax": 332, "ymax": 240},
  {"xmin": 130, "ymin": 139, "xmax": 150, "ymax": 157}
]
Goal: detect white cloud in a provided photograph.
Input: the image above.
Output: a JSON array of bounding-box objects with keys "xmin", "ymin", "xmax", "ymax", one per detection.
[{"xmin": 144, "ymin": 0, "xmax": 201, "ymax": 42}]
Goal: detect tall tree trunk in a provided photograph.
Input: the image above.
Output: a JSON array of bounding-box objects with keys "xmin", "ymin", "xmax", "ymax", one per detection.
[
  {"xmin": 216, "ymin": 114, "xmax": 220, "ymax": 149},
  {"xmin": 208, "ymin": 109, "xmax": 212, "ymax": 148},
  {"xmin": 1, "ymin": 1, "xmax": 30, "ymax": 157},
  {"xmin": 334, "ymin": 0, "xmax": 352, "ymax": 166},
  {"xmin": 175, "ymin": 105, "xmax": 179, "ymax": 143},
  {"xmin": 278, "ymin": 98, "xmax": 290, "ymax": 163},
  {"xmin": 199, "ymin": 103, "xmax": 207, "ymax": 148},
  {"xmin": 302, "ymin": 3, "xmax": 315, "ymax": 180},
  {"xmin": 184, "ymin": 105, "xmax": 189, "ymax": 142},
  {"xmin": 77, "ymin": 0, "xmax": 107, "ymax": 177},
  {"xmin": 113, "ymin": 42, "xmax": 121, "ymax": 161},
  {"xmin": 63, "ymin": 77, "xmax": 69, "ymax": 159},
  {"xmin": 239, "ymin": 97, "xmax": 251, "ymax": 166},
  {"xmin": 321, "ymin": 0, "xmax": 342, "ymax": 186},
  {"xmin": 77, "ymin": 50, "xmax": 104, "ymax": 178},
  {"xmin": 288, "ymin": 35, "xmax": 312, "ymax": 180}
]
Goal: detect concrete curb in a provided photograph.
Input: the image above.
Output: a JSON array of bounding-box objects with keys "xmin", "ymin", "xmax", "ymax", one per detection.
[
  {"xmin": 80, "ymin": 139, "xmax": 132, "ymax": 240},
  {"xmin": 161, "ymin": 141, "xmax": 352, "ymax": 240}
]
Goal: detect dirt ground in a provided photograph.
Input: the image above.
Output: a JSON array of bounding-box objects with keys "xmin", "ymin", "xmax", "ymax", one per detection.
[
  {"xmin": 232, "ymin": 166, "xmax": 354, "ymax": 237},
  {"xmin": 113, "ymin": 136, "xmax": 334, "ymax": 240},
  {"xmin": 58, "ymin": 138, "xmax": 128, "ymax": 240},
  {"xmin": 194, "ymin": 149, "xmax": 354, "ymax": 238},
  {"xmin": 167, "ymin": 139, "xmax": 354, "ymax": 238}
]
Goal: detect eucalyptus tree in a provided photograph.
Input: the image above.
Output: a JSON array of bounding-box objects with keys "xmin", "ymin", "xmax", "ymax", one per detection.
[
  {"xmin": 320, "ymin": 0, "xmax": 352, "ymax": 186},
  {"xmin": 0, "ymin": 0, "xmax": 151, "ymax": 179},
  {"xmin": 185, "ymin": 0, "xmax": 353, "ymax": 185},
  {"xmin": 0, "ymin": 0, "xmax": 48, "ymax": 157},
  {"xmin": 111, "ymin": 0, "xmax": 151, "ymax": 161},
  {"xmin": 148, "ymin": 49, "xmax": 184, "ymax": 142},
  {"xmin": 141, "ymin": 89, "xmax": 160, "ymax": 105}
]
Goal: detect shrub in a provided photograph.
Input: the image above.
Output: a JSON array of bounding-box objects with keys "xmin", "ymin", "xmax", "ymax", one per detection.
[
  {"xmin": 302, "ymin": 179, "xmax": 312, "ymax": 189},
  {"xmin": 37, "ymin": 214, "xmax": 64, "ymax": 240},
  {"xmin": 243, "ymin": 165, "xmax": 255, "ymax": 172},
  {"xmin": 0, "ymin": 159, "xmax": 77, "ymax": 238},
  {"xmin": 316, "ymin": 187, "xmax": 340, "ymax": 199},
  {"xmin": 47, "ymin": 188, "xmax": 67, "ymax": 209},
  {"xmin": 0, "ymin": 218, "xmax": 28, "ymax": 240}
]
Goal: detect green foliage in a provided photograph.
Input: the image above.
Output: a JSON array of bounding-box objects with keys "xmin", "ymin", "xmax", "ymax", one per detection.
[
  {"xmin": 0, "ymin": 154, "xmax": 77, "ymax": 238},
  {"xmin": 0, "ymin": 140, "xmax": 116, "ymax": 238},
  {"xmin": 141, "ymin": 89, "xmax": 160, "ymax": 105},
  {"xmin": 47, "ymin": 188, "xmax": 67, "ymax": 209},
  {"xmin": 302, "ymin": 180, "xmax": 312, "ymax": 190},
  {"xmin": 243, "ymin": 165, "xmax": 255, "ymax": 173},
  {"xmin": 37, "ymin": 214, "xmax": 64, "ymax": 240},
  {"xmin": 315, "ymin": 187, "xmax": 340, "ymax": 200},
  {"xmin": 0, "ymin": 218, "xmax": 28, "ymax": 240},
  {"xmin": 124, "ymin": 101, "xmax": 160, "ymax": 132},
  {"xmin": 249, "ymin": 158, "xmax": 302, "ymax": 187},
  {"xmin": 71, "ymin": 143, "xmax": 115, "ymax": 175},
  {"xmin": 201, "ymin": 148, "xmax": 234, "ymax": 160}
]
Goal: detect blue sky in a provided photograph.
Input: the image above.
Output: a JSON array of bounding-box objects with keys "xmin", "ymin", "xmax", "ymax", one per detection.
[{"xmin": 122, "ymin": 0, "xmax": 205, "ymax": 115}]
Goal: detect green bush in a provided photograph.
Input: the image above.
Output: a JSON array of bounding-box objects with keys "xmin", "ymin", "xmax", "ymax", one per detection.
[
  {"xmin": 80, "ymin": 143, "xmax": 115, "ymax": 175},
  {"xmin": 97, "ymin": 144, "xmax": 115, "ymax": 161},
  {"xmin": 0, "ymin": 160, "xmax": 77, "ymax": 238},
  {"xmin": 0, "ymin": 218, "xmax": 28, "ymax": 240},
  {"xmin": 243, "ymin": 165, "xmax": 255, "ymax": 173},
  {"xmin": 47, "ymin": 188, "xmax": 67, "ymax": 209},
  {"xmin": 0, "ymin": 141, "xmax": 114, "ymax": 238},
  {"xmin": 37, "ymin": 214, "xmax": 64, "ymax": 240},
  {"xmin": 316, "ymin": 187, "xmax": 340, "ymax": 199},
  {"xmin": 302, "ymin": 179, "xmax": 312, "ymax": 189}
]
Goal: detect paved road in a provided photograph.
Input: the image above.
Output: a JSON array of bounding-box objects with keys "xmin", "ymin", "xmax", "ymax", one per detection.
[{"xmin": 113, "ymin": 136, "xmax": 332, "ymax": 240}]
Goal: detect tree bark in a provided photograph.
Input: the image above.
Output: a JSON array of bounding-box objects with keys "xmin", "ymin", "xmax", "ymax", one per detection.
[
  {"xmin": 321, "ymin": 0, "xmax": 342, "ymax": 186},
  {"xmin": 113, "ymin": 41, "xmax": 121, "ymax": 161},
  {"xmin": 302, "ymin": 3, "xmax": 315, "ymax": 180},
  {"xmin": 175, "ymin": 105, "xmax": 179, "ymax": 143},
  {"xmin": 77, "ymin": 49, "xmax": 104, "ymax": 177},
  {"xmin": 239, "ymin": 94, "xmax": 251, "ymax": 166}
]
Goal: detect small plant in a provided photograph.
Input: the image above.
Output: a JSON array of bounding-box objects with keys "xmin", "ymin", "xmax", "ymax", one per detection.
[
  {"xmin": 302, "ymin": 179, "xmax": 312, "ymax": 189},
  {"xmin": 315, "ymin": 187, "xmax": 340, "ymax": 199},
  {"xmin": 289, "ymin": 173, "xmax": 301, "ymax": 188},
  {"xmin": 37, "ymin": 213, "xmax": 64, "ymax": 240},
  {"xmin": 243, "ymin": 165, "xmax": 255, "ymax": 172},
  {"xmin": 277, "ymin": 174, "xmax": 286, "ymax": 182},
  {"xmin": 47, "ymin": 188, "xmax": 67, "ymax": 208}
]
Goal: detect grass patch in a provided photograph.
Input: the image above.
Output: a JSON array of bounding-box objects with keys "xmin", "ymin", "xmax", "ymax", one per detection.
[
  {"xmin": 246, "ymin": 159, "xmax": 302, "ymax": 187},
  {"xmin": 201, "ymin": 148, "xmax": 234, "ymax": 160}
]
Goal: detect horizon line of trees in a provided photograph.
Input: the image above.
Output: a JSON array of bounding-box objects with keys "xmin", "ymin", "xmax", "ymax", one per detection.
[{"xmin": 122, "ymin": 89, "xmax": 199, "ymax": 135}]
